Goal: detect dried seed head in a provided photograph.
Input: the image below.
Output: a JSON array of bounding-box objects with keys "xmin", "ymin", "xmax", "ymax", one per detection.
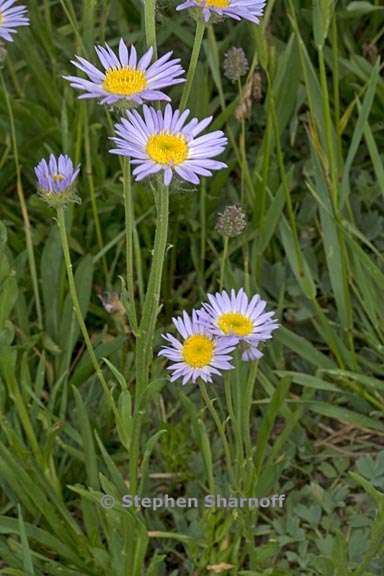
[
  {"xmin": 363, "ymin": 42, "xmax": 379, "ymax": 63},
  {"xmin": 235, "ymin": 76, "xmax": 253, "ymax": 121},
  {"xmin": 98, "ymin": 291, "xmax": 125, "ymax": 315},
  {"xmin": 235, "ymin": 71, "xmax": 264, "ymax": 121},
  {"xmin": 216, "ymin": 204, "xmax": 247, "ymax": 238},
  {"xmin": 223, "ymin": 47, "xmax": 249, "ymax": 83},
  {"xmin": 252, "ymin": 70, "xmax": 263, "ymax": 102}
]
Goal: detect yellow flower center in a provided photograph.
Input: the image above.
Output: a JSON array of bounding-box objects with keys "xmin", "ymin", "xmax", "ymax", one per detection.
[
  {"xmin": 217, "ymin": 313, "xmax": 253, "ymax": 336},
  {"xmin": 53, "ymin": 174, "xmax": 65, "ymax": 182},
  {"xmin": 103, "ymin": 68, "xmax": 147, "ymax": 96},
  {"xmin": 146, "ymin": 133, "xmax": 188, "ymax": 166},
  {"xmin": 182, "ymin": 335, "xmax": 215, "ymax": 368},
  {"xmin": 197, "ymin": 0, "xmax": 230, "ymax": 7},
  {"xmin": 0, "ymin": 12, "xmax": 3, "ymax": 25}
]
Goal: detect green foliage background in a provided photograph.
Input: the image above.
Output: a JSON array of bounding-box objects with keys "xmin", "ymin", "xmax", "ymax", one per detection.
[{"xmin": 0, "ymin": 0, "xmax": 384, "ymax": 574}]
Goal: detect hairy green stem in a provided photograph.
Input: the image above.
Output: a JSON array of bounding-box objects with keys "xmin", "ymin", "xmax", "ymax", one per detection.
[
  {"xmin": 219, "ymin": 236, "xmax": 229, "ymax": 290},
  {"xmin": 237, "ymin": 79, "xmax": 251, "ymax": 292},
  {"xmin": 135, "ymin": 182, "xmax": 169, "ymax": 395},
  {"xmin": 224, "ymin": 370, "xmax": 243, "ymax": 488},
  {"xmin": 131, "ymin": 182, "xmax": 169, "ymax": 494},
  {"xmin": 122, "ymin": 159, "xmax": 138, "ymax": 332},
  {"xmin": 180, "ymin": 18, "xmax": 205, "ymax": 111},
  {"xmin": 84, "ymin": 107, "xmax": 108, "ymax": 281},
  {"xmin": 144, "ymin": 0, "xmax": 157, "ymax": 57}
]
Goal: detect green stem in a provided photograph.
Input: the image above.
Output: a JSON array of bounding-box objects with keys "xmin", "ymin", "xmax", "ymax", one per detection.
[
  {"xmin": 128, "ymin": 410, "xmax": 145, "ymax": 496},
  {"xmin": 237, "ymin": 78, "xmax": 246, "ymax": 204},
  {"xmin": 135, "ymin": 182, "xmax": 169, "ymax": 396},
  {"xmin": 130, "ymin": 182, "xmax": 169, "ymax": 494},
  {"xmin": 0, "ymin": 71, "xmax": 43, "ymax": 331},
  {"xmin": 56, "ymin": 208, "xmax": 110, "ymax": 397},
  {"xmin": 180, "ymin": 18, "xmax": 205, "ymax": 111},
  {"xmin": 43, "ymin": 0, "xmax": 53, "ymax": 35},
  {"xmin": 58, "ymin": 0, "xmax": 87, "ymax": 53},
  {"xmin": 237, "ymin": 78, "xmax": 250, "ymax": 292},
  {"xmin": 200, "ymin": 180, "xmax": 206, "ymax": 270},
  {"xmin": 219, "ymin": 237, "xmax": 229, "ymax": 290},
  {"xmin": 199, "ymin": 382, "xmax": 234, "ymax": 485},
  {"xmin": 84, "ymin": 107, "xmax": 108, "ymax": 282},
  {"xmin": 234, "ymin": 353, "xmax": 245, "ymax": 475},
  {"xmin": 133, "ymin": 226, "xmax": 144, "ymax": 306},
  {"xmin": 144, "ymin": 0, "xmax": 157, "ymax": 57},
  {"xmin": 122, "ymin": 159, "xmax": 138, "ymax": 332},
  {"xmin": 224, "ymin": 371, "xmax": 242, "ymax": 487},
  {"xmin": 243, "ymin": 362, "xmax": 258, "ymax": 459}
]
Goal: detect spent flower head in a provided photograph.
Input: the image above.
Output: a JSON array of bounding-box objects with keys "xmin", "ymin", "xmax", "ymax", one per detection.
[
  {"xmin": 0, "ymin": 0, "xmax": 29, "ymax": 43},
  {"xmin": 176, "ymin": 0, "xmax": 266, "ymax": 24},
  {"xmin": 34, "ymin": 154, "xmax": 80, "ymax": 207},
  {"xmin": 64, "ymin": 39, "xmax": 185, "ymax": 107},
  {"xmin": 216, "ymin": 204, "xmax": 247, "ymax": 238},
  {"xmin": 199, "ymin": 288, "xmax": 279, "ymax": 361},
  {"xmin": 223, "ymin": 47, "xmax": 248, "ymax": 83},
  {"xmin": 158, "ymin": 310, "xmax": 237, "ymax": 384},
  {"xmin": 110, "ymin": 103, "xmax": 228, "ymax": 186},
  {"xmin": 98, "ymin": 291, "xmax": 125, "ymax": 315},
  {"xmin": 252, "ymin": 69, "xmax": 263, "ymax": 102}
]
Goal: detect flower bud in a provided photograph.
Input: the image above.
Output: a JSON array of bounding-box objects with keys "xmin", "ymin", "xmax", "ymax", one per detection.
[{"xmin": 34, "ymin": 154, "xmax": 80, "ymax": 207}]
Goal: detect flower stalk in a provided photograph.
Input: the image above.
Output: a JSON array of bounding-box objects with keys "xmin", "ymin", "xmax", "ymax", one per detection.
[
  {"xmin": 135, "ymin": 181, "xmax": 169, "ymax": 395},
  {"xmin": 144, "ymin": 0, "xmax": 157, "ymax": 57},
  {"xmin": 130, "ymin": 181, "xmax": 169, "ymax": 494},
  {"xmin": 179, "ymin": 18, "xmax": 205, "ymax": 111},
  {"xmin": 56, "ymin": 207, "xmax": 110, "ymax": 397},
  {"xmin": 122, "ymin": 159, "xmax": 138, "ymax": 333},
  {"xmin": 219, "ymin": 236, "xmax": 229, "ymax": 290}
]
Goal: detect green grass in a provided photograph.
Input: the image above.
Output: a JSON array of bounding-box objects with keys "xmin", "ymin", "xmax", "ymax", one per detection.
[{"xmin": 1, "ymin": 0, "xmax": 384, "ymax": 574}]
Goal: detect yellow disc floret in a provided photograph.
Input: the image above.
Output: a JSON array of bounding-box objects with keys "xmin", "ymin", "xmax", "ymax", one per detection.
[
  {"xmin": 182, "ymin": 335, "xmax": 215, "ymax": 368},
  {"xmin": 197, "ymin": 0, "xmax": 230, "ymax": 7},
  {"xmin": 53, "ymin": 174, "xmax": 65, "ymax": 182},
  {"xmin": 146, "ymin": 133, "xmax": 189, "ymax": 166},
  {"xmin": 103, "ymin": 68, "xmax": 147, "ymax": 96},
  {"xmin": 0, "ymin": 12, "xmax": 4, "ymax": 25},
  {"xmin": 218, "ymin": 313, "xmax": 253, "ymax": 336}
]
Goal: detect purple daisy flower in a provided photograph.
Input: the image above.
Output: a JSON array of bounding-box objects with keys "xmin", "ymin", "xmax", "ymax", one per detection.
[
  {"xmin": 110, "ymin": 103, "xmax": 228, "ymax": 186},
  {"xmin": 176, "ymin": 0, "xmax": 266, "ymax": 24},
  {"xmin": 198, "ymin": 289, "xmax": 278, "ymax": 361},
  {"xmin": 158, "ymin": 310, "xmax": 237, "ymax": 385},
  {"xmin": 241, "ymin": 342, "xmax": 264, "ymax": 362},
  {"xmin": 0, "ymin": 0, "xmax": 29, "ymax": 43},
  {"xmin": 35, "ymin": 154, "xmax": 80, "ymax": 204},
  {"xmin": 64, "ymin": 39, "xmax": 185, "ymax": 106}
]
